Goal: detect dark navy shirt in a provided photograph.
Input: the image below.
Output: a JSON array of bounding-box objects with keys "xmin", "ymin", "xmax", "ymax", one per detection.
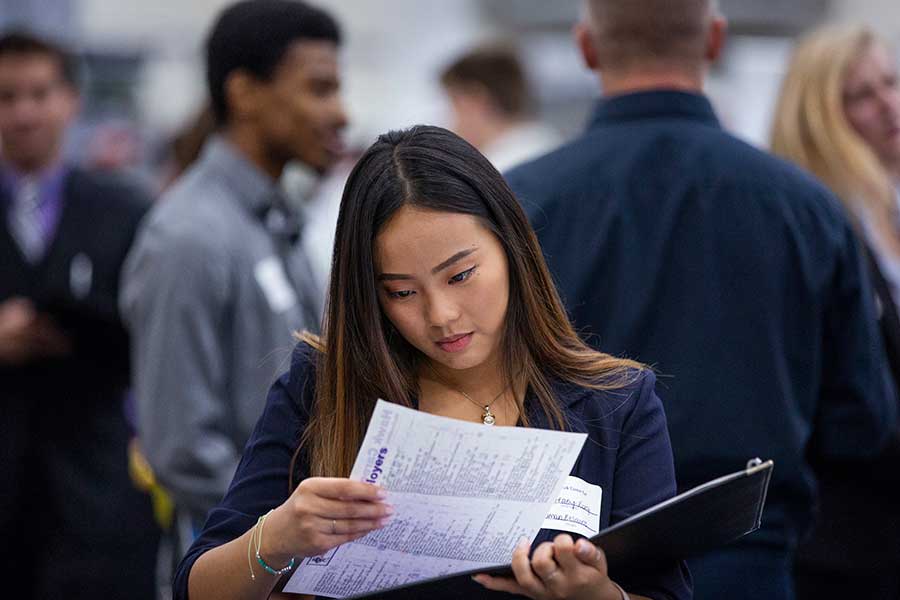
[
  {"xmin": 173, "ymin": 343, "xmax": 691, "ymax": 599},
  {"xmin": 505, "ymin": 90, "xmax": 898, "ymax": 552}
]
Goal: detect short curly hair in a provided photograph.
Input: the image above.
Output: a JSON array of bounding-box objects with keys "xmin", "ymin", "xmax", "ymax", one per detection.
[{"xmin": 206, "ymin": 0, "xmax": 341, "ymax": 126}]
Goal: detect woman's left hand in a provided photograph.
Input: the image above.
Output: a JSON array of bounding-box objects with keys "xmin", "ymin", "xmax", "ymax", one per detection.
[{"xmin": 473, "ymin": 534, "xmax": 623, "ymax": 600}]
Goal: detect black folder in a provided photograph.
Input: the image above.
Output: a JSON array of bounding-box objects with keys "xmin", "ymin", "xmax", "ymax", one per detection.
[{"xmin": 346, "ymin": 458, "xmax": 774, "ymax": 600}]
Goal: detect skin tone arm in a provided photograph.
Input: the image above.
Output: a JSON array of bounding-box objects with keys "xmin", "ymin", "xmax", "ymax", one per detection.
[
  {"xmin": 187, "ymin": 478, "xmax": 393, "ymax": 600},
  {"xmin": 475, "ymin": 534, "xmax": 651, "ymax": 600}
]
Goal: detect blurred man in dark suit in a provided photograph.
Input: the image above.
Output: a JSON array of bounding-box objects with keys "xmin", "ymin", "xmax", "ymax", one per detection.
[{"xmin": 0, "ymin": 30, "xmax": 158, "ymax": 599}]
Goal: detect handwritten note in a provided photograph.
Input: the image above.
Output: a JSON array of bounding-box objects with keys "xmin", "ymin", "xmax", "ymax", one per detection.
[
  {"xmin": 283, "ymin": 400, "xmax": 587, "ymax": 598},
  {"xmin": 541, "ymin": 476, "xmax": 602, "ymax": 538}
]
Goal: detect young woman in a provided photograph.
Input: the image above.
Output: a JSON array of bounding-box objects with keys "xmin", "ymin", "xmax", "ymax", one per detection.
[
  {"xmin": 174, "ymin": 126, "xmax": 691, "ymax": 600},
  {"xmin": 771, "ymin": 25, "xmax": 900, "ymax": 600}
]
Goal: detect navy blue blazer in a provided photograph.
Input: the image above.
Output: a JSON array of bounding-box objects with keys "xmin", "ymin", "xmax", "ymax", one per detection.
[
  {"xmin": 505, "ymin": 90, "xmax": 898, "ymax": 552},
  {"xmin": 174, "ymin": 343, "xmax": 692, "ymax": 599}
]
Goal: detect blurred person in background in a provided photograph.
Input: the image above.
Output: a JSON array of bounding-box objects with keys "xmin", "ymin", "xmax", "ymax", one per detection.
[
  {"xmin": 158, "ymin": 104, "xmax": 338, "ymax": 300},
  {"xmin": 159, "ymin": 104, "xmax": 216, "ymax": 191},
  {"xmin": 505, "ymin": 1, "xmax": 898, "ymax": 598},
  {"xmin": 440, "ymin": 43, "xmax": 561, "ymax": 173},
  {"xmin": 86, "ymin": 119, "xmax": 159, "ymax": 198},
  {"xmin": 87, "ymin": 120, "xmax": 142, "ymax": 172},
  {"xmin": 771, "ymin": 24, "xmax": 900, "ymax": 600},
  {"xmin": 120, "ymin": 0, "xmax": 348, "ymax": 566},
  {"xmin": 0, "ymin": 30, "xmax": 158, "ymax": 599}
]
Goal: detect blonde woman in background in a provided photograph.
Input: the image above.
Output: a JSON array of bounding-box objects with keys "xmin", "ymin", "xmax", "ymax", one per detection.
[
  {"xmin": 771, "ymin": 24, "xmax": 900, "ymax": 600},
  {"xmin": 772, "ymin": 25, "xmax": 900, "ymax": 310}
]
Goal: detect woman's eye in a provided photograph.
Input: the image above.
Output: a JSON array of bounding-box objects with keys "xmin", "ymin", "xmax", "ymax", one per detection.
[
  {"xmin": 449, "ymin": 266, "xmax": 476, "ymax": 284},
  {"xmin": 388, "ymin": 289, "xmax": 414, "ymax": 299}
]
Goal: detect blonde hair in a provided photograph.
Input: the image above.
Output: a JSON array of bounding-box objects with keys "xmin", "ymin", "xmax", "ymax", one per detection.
[{"xmin": 771, "ymin": 25, "xmax": 896, "ymax": 217}]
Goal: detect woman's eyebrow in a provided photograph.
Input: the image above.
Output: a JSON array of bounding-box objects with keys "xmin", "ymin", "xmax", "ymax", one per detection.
[
  {"xmin": 377, "ymin": 272, "xmax": 412, "ymax": 281},
  {"xmin": 431, "ymin": 248, "xmax": 477, "ymax": 274},
  {"xmin": 377, "ymin": 247, "xmax": 478, "ymax": 281}
]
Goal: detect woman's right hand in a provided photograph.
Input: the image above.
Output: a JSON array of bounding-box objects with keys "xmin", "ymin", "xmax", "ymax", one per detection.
[{"xmin": 259, "ymin": 477, "xmax": 393, "ymax": 566}]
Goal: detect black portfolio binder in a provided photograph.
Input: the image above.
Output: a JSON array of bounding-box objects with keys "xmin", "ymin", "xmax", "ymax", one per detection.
[{"xmin": 344, "ymin": 459, "xmax": 773, "ymax": 600}]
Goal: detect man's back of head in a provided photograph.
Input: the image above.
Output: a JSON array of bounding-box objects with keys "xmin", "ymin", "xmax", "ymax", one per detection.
[
  {"xmin": 440, "ymin": 45, "xmax": 533, "ymax": 122},
  {"xmin": 578, "ymin": 0, "xmax": 725, "ymax": 94},
  {"xmin": 439, "ymin": 44, "xmax": 538, "ymax": 153}
]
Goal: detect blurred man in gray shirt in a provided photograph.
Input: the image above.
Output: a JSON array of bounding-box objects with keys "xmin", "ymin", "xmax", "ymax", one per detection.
[{"xmin": 120, "ymin": 0, "xmax": 347, "ymax": 531}]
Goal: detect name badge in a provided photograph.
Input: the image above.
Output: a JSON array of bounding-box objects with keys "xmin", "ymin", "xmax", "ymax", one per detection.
[
  {"xmin": 254, "ymin": 256, "xmax": 297, "ymax": 313},
  {"xmin": 69, "ymin": 253, "xmax": 93, "ymax": 299},
  {"xmin": 542, "ymin": 475, "xmax": 602, "ymax": 538}
]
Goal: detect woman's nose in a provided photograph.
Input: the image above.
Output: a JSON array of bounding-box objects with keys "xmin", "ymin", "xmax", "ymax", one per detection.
[{"xmin": 424, "ymin": 293, "xmax": 460, "ymax": 327}]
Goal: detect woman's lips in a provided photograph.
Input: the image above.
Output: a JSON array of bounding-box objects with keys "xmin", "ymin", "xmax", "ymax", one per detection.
[{"xmin": 436, "ymin": 332, "xmax": 473, "ymax": 353}]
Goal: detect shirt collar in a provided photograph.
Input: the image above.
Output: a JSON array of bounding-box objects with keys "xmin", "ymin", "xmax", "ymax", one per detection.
[
  {"xmin": 0, "ymin": 160, "xmax": 68, "ymax": 205},
  {"xmin": 198, "ymin": 135, "xmax": 283, "ymax": 216},
  {"xmin": 587, "ymin": 89, "xmax": 720, "ymax": 131}
]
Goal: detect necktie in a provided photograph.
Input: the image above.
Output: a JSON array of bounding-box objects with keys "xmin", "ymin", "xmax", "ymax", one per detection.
[
  {"xmin": 9, "ymin": 178, "xmax": 46, "ymax": 263},
  {"xmin": 262, "ymin": 193, "xmax": 323, "ymax": 333}
]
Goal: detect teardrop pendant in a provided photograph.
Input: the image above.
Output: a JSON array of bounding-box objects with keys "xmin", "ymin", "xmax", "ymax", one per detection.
[{"xmin": 482, "ymin": 406, "xmax": 496, "ymax": 425}]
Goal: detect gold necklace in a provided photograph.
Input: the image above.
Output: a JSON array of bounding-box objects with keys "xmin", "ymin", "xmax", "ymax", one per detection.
[{"xmin": 425, "ymin": 363, "xmax": 507, "ymax": 426}]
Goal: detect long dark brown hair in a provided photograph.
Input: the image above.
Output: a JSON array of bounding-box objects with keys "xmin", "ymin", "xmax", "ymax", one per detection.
[{"xmin": 298, "ymin": 125, "xmax": 643, "ymax": 480}]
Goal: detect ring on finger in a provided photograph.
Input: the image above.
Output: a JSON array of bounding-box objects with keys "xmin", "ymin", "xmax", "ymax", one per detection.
[{"xmin": 542, "ymin": 567, "xmax": 559, "ymax": 581}]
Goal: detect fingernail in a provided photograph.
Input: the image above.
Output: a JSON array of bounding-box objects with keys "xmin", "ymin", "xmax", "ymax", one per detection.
[
  {"xmin": 375, "ymin": 488, "xmax": 388, "ymax": 499},
  {"xmin": 577, "ymin": 541, "xmax": 592, "ymax": 557},
  {"xmin": 516, "ymin": 537, "xmax": 529, "ymax": 550},
  {"xmin": 384, "ymin": 505, "xmax": 395, "ymax": 515}
]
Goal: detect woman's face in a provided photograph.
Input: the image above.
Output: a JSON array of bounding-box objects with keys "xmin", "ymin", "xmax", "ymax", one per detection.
[
  {"xmin": 843, "ymin": 42, "xmax": 900, "ymax": 169},
  {"xmin": 374, "ymin": 205, "xmax": 510, "ymax": 374}
]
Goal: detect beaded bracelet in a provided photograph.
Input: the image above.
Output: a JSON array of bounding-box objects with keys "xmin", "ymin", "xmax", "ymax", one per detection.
[
  {"xmin": 256, "ymin": 552, "xmax": 296, "ymax": 576},
  {"xmin": 248, "ymin": 510, "xmax": 295, "ymax": 580}
]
